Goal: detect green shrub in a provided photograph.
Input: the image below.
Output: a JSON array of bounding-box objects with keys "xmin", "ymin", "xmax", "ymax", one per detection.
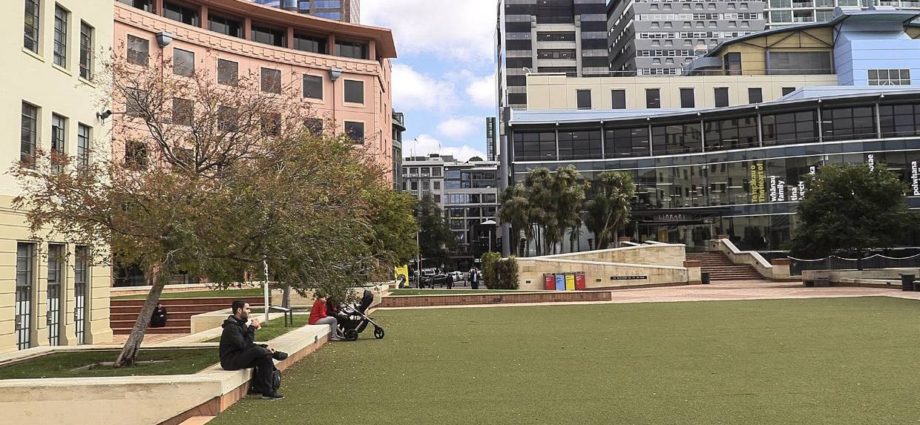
[
  {"xmin": 493, "ymin": 257, "xmax": 519, "ymax": 290},
  {"xmin": 481, "ymin": 252, "xmax": 501, "ymax": 288}
]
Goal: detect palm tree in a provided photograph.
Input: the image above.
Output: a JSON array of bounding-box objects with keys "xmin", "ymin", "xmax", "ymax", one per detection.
[
  {"xmin": 552, "ymin": 165, "xmax": 587, "ymax": 254},
  {"xmin": 583, "ymin": 171, "xmax": 636, "ymax": 250},
  {"xmin": 523, "ymin": 168, "xmax": 555, "ymax": 256},
  {"xmin": 499, "ymin": 184, "xmax": 531, "ymax": 256}
]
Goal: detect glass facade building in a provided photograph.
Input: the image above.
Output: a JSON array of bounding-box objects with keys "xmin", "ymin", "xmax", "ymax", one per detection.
[
  {"xmin": 251, "ymin": 0, "xmax": 360, "ymax": 23},
  {"xmin": 508, "ymin": 91, "xmax": 920, "ymax": 251}
]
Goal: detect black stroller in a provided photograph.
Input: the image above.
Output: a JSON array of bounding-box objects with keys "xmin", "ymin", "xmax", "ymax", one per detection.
[{"xmin": 336, "ymin": 289, "xmax": 384, "ymax": 341}]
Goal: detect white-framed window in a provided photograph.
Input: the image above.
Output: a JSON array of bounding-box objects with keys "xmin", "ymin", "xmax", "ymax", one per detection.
[{"xmin": 868, "ymin": 69, "xmax": 911, "ymax": 86}]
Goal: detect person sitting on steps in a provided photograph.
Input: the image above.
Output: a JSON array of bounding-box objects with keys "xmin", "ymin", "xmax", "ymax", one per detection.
[{"xmin": 219, "ymin": 300, "xmax": 287, "ymax": 400}]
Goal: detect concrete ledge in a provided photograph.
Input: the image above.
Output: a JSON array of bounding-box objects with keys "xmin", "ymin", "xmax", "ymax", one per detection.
[
  {"xmin": 0, "ymin": 324, "xmax": 330, "ymax": 425},
  {"xmin": 378, "ymin": 291, "xmax": 612, "ymax": 308}
]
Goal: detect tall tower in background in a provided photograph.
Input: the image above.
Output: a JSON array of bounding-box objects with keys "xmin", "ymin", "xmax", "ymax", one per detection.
[
  {"xmin": 251, "ymin": 0, "xmax": 360, "ymax": 23},
  {"xmin": 496, "ymin": 0, "xmax": 608, "ymax": 111}
]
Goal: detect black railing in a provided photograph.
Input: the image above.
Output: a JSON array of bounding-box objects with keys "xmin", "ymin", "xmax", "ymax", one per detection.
[{"xmin": 787, "ymin": 249, "xmax": 920, "ymax": 275}]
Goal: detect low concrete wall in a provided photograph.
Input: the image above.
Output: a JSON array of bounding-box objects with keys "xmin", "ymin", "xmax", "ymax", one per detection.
[
  {"xmin": 802, "ymin": 268, "xmax": 920, "ymax": 287},
  {"xmin": 191, "ymin": 310, "xmax": 292, "ymax": 335},
  {"xmin": 516, "ymin": 244, "xmax": 690, "ymax": 290},
  {"xmin": 0, "ymin": 325, "xmax": 330, "ymax": 425},
  {"xmin": 270, "ymin": 284, "xmax": 389, "ymax": 307},
  {"xmin": 379, "ymin": 291, "xmax": 612, "ymax": 307}
]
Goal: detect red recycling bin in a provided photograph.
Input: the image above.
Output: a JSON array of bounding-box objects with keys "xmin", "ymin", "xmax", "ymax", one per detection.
[
  {"xmin": 544, "ymin": 274, "xmax": 555, "ymax": 290},
  {"xmin": 575, "ymin": 273, "xmax": 586, "ymax": 290}
]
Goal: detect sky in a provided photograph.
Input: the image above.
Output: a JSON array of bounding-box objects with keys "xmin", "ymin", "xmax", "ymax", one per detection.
[{"xmin": 362, "ymin": 0, "xmax": 497, "ymax": 161}]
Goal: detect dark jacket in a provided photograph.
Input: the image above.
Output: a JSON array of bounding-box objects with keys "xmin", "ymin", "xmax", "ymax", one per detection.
[{"xmin": 219, "ymin": 315, "xmax": 257, "ymax": 364}]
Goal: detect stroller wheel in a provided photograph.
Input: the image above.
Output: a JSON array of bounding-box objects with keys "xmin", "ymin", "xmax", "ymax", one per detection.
[
  {"xmin": 344, "ymin": 329, "xmax": 359, "ymax": 341},
  {"xmin": 373, "ymin": 326, "xmax": 385, "ymax": 339}
]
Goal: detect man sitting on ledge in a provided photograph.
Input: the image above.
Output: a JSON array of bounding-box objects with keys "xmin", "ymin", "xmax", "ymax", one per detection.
[{"xmin": 220, "ymin": 300, "xmax": 287, "ymax": 400}]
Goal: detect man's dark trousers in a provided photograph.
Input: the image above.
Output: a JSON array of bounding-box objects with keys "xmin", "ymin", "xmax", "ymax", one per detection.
[{"xmin": 222, "ymin": 346, "xmax": 274, "ymax": 393}]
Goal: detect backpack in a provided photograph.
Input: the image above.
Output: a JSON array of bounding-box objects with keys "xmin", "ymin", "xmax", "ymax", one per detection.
[{"xmin": 254, "ymin": 365, "xmax": 281, "ymax": 393}]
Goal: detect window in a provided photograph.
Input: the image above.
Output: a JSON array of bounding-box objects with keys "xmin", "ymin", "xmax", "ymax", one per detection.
[
  {"xmin": 748, "ymin": 88, "xmax": 762, "ymax": 104},
  {"xmin": 261, "ymin": 68, "xmax": 281, "ymax": 94},
  {"xmin": 127, "ymin": 35, "xmax": 149, "ymax": 66},
  {"xmin": 173, "ymin": 48, "xmax": 194, "ymax": 77},
  {"xmin": 433, "ymin": 181, "xmax": 441, "ymax": 190},
  {"xmin": 512, "ymin": 130, "xmax": 556, "ymax": 161},
  {"xmin": 714, "ymin": 87, "xmax": 729, "ymax": 107},
  {"xmin": 261, "ymin": 113, "xmax": 281, "ymax": 136},
  {"xmin": 172, "ymin": 98, "xmax": 193, "ymax": 126},
  {"xmin": 51, "ymin": 112, "xmax": 66, "ymax": 149},
  {"xmin": 336, "ymin": 40, "xmax": 368, "ymax": 59},
  {"xmin": 761, "ymin": 110, "xmax": 818, "ymax": 146},
  {"xmin": 868, "ymin": 69, "xmax": 911, "ymax": 86},
  {"xmin": 767, "ymin": 51, "xmax": 832, "ymax": 75},
  {"xmin": 252, "ymin": 24, "xmax": 286, "ymax": 47},
  {"xmin": 24, "ymin": 0, "xmax": 40, "ymax": 53},
  {"xmin": 15, "ymin": 243, "xmax": 34, "ymax": 350},
  {"xmin": 344, "ymin": 80, "xmax": 364, "ymax": 104},
  {"xmin": 558, "ymin": 129, "xmax": 602, "ymax": 160},
  {"xmin": 646, "ymin": 89, "xmax": 661, "ymax": 109},
  {"xmin": 723, "ymin": 52, "xmax": 741, "ymax": 75},
  {"xmin": 304, "ymin": 118, "xmax": 323, "ymax": 135},
  {"xmin": 21, "ymin": 102, "xmax": 38, "ymax": 165},
  {"xmin": 680, "ymin": 88, "xmax": 695, "ymax": 108},
  {"xmin": 576, "ymin": 90, "xmax": 592, "ymax": 110},
  {"xmin": 604, "ymin": 126, "xmax": 650, "ymax": 158},
  {"xmin": 77, "ymin": 123, "xmax": 90, "ymax": 167},
  {"xmin": 53, "ymin": 5, "xmax": 68, "ymax": 67},
  {"xmin": 125, "ymin": 88, "xmax": 147, "ymax": 117},
  {"xmin": 782, "ymin": 87, "xmax": 796, "ymax": 96},
  {"xmin": 344, "ymin": 121, "xmax": 365, "ymax": 143},
  {"xmin": 652, "ymin": 122, "xmax": 702, "ymax": 155},
  {"xmin": 822, "ymin": 106, "xmax": 876, "ymax": 141},
  {"xmin": 125, "ymin": 141, "xmax": 148, "ymax": 168},
  {"xmin": 704, "ymin": 116, "xmax": 758, "ymax": 151},
  {"xmin": 209, "ymin": 14, "xmax": 242, "ymax": 38},
  {"xmin": 294, "ymin": 33, "xmax": 327, "ymax": 54},
  {"xmin": 163, "ymin": 1, "xmax": 199, "ymax": 26},
  {"xmin": 612, "ymin": 90, "xmax": 626, "ymax": 109},
  {"xmin": 217, "ymin": 106, "xmax": 238, "ymax": 131},
  {"xmin": 303, "ymin": 75, "xmax": 323, "ymax": 100},
  {"xmin": 79, "ymin": 22, "xmax": 93, "ymax": 79},
  {"xmin": 217, "ymin": 59, "xmax": 238, "ymax": 86},
  {"xmin": 118, "ymin": 0, "xmax": 154, "ymax": 12}
]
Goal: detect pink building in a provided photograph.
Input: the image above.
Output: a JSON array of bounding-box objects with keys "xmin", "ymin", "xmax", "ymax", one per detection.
[{"xmin": 113, "ymin": 0, "xmax": 396, "ymax": 181}]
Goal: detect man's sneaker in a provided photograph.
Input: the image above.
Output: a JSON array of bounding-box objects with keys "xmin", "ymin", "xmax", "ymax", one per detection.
[
  {"xmin": 272, "ymin": 351, "xmax": 288, "ymax": 361},
  {"xmin": 262, "ymin": 392, "xmax": 284, "ymax": 400}
]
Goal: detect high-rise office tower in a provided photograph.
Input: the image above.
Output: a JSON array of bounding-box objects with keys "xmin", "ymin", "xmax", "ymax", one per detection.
[
  {"xmin": 251, "ymin": 0, "xmax": 360, "ymax": 23},
  {"xmin": 496, "ymin": 0, "xmax": 608, "ymax": 111},
  {"xmin": 608, "ymin": 0, "xmax": 767, "ymax": 76}
]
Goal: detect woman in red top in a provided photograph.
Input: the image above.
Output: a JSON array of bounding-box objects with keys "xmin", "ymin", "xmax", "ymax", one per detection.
[{"xmin": 309, "ymin": 293, "xmax": 343, "ymax": 341}]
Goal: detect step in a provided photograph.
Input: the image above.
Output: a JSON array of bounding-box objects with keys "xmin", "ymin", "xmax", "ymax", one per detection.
[
  {"xmin": 113, "ymin": 326, "xmax": 189, "ymax": 335},
  {"xmin": 111, "ymin": 305, "xmax": 231, "ymax": 314},
  {"xmin": 111, "ymin": 318, "xmax": 192, "ymax": 328},
  {"xmin": 111, "ymin": 297, "xmax": 264, "ymax": 307}
]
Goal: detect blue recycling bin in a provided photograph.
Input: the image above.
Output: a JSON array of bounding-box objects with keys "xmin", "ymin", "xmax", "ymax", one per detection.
[{"xmin": 555, "ymin": 274, "xmax": 565, "ymax": 291}]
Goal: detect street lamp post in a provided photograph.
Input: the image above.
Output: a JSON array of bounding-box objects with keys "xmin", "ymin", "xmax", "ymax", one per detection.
[{"xmin": 481, "ymin": 219, "xmax": 497, "ymax": 253}]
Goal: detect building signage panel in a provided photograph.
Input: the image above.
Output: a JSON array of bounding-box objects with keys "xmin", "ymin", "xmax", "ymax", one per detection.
[
  {"xmin": 867, "ymin": 154, "xmax": 875, "ymax": 172},
  {"xmin": 912, "ymin": 161, "xmax": 919, "ymax": 196},
  {"xmin": 610, "ymin": 275, "xmax": 648, "ymax": 280}
]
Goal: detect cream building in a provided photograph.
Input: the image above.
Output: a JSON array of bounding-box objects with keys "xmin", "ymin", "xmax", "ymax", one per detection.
[
  {"xmin": 526, "ymin": 73, "xmax": 839, "ymax": 110},
  {"xmin": 0, "ymin": 0, "xmax": 114, "ymax": 352}
]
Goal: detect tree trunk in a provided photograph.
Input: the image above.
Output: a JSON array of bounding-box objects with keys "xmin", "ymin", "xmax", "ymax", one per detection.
[
  {"xmin": 114, "ymin": 265, "xmax": 163, "ymax": 368},
  {"xmin": 282, "ymin": 285, "xmax": 292, "ymax": 308}
]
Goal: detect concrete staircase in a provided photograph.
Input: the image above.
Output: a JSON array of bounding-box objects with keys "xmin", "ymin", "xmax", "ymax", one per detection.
[
  {"xmin": 687, "ymin": 252, "xmax": 763, "ymax": 281},
  {"xmin": 110, "ymin": 297, "xmax": 264, "ymax": 335}
]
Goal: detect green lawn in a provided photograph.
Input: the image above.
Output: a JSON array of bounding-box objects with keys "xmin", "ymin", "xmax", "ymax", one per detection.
[
  {"xmin": 211, "ymin": 297, "xmax": 920, "ymax": 424},
  {"xmin": 112, "ymin": 287, "xmax": 265, "ymax": 300},
  {"xmin": 0, "ymin": 348, "xmax": 217, "ymax": 379},
  {"xmin": 389, "ymin": 288, "xmax": 538, "ymax": 296},
  {"xmin": 207, "ymin": 314, "xmax": 311, "ymax": 343}
]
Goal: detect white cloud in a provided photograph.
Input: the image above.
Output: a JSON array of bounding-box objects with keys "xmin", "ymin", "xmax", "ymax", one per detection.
[
  {"xmin": 437, "ymin": 117, "xmax": 480, "ymax": 140},
  {"xmin": 404, "ymin": 134, "xmax": 486, "ymax": 162},
  {"xmin": 363, "ymin": 0, "xmax": 496, "ymax": 62},
  {"xmin": 391, "ymin": 63, "xmax": 457, "ymax": 112},
  {"xmin": 465, "ymin": 72, "xmax": 496, "ymax": 109}
]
